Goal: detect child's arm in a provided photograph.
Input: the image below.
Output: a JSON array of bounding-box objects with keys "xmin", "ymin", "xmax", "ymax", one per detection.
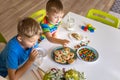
[
  {"xmin": 8, "ymin": 49, "xmax": 38, "ymax": 80},
  {"xmin": 45, "ymin": 32, "xmax": 70, "ymax": 46},
  {"xmin": 52, "ymin": 25, "xmax": 60, "ymax": 38}
]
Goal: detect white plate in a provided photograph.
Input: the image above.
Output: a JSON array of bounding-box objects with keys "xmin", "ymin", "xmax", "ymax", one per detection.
[{"xmin": 68, "ymin": 32, "xmax": 83, "ymax": 41}]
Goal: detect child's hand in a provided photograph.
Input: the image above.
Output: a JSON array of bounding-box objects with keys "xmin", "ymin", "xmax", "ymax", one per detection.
[
  {"xmin": 60, "ymin": 39, "xmax": 70, "ymax": 47},
  {"xmin": 28, "ymin": 49, "xmax": 38, "ymax": 62}
]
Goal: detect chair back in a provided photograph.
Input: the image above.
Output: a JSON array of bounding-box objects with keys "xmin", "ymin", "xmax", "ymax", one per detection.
[
  {"xmin": 30, "ymin": 9, "xmax": 46, "ymax": 22},
  {"xmin": 86, "ymin": 9, "xmax": 120, "ymax": 28},
  {"xmin": 0, "ymin": 33, "xmax": 7, "ymax": 44}
]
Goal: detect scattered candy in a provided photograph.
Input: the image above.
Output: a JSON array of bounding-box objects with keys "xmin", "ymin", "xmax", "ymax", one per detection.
[{"xmin": 74, "ymin": 39, "xmax": 90, "ymax": 50}]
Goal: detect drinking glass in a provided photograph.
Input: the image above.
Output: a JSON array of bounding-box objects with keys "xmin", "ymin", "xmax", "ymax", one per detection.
[
  {"xmin": 34, "ymin": 48, "xmax": 43, "ymax": 67},
  {"xmin": 66, "ymin": 16, "xmax": 75, "ymax": 31}
]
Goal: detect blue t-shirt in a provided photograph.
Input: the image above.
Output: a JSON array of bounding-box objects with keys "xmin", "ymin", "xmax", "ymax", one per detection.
[{"xmin": 0, "ymin": 35, "xmax": 38, "ymax": 77}]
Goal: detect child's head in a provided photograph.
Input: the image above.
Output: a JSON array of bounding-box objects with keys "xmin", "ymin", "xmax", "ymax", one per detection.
[
  {"xmin": 46, "ymin": 0, "xmax": 64, "ymax": 24},
  {"xmin": 17, "ymin": 18, "xmax": 42, "ymax": 48}
]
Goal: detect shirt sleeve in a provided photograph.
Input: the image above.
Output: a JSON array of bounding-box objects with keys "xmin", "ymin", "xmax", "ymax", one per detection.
[
  {"xmin": 41, "ymin": 24, "xmax": 50, "ymax": 33},
  {"xmin": 6, "ymin": 50, "xmax": 18, "ymax": 69}
]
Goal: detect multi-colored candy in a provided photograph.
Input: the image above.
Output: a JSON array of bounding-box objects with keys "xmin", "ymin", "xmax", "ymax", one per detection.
[
  {"xmin": 78, "ymin": 48, "xmax": 96, "ymax": 62},
  {"xmin": 74, "ymin": 40, "xmax": 90, "ymax": 50},
  {"xmin": 81, "ymin": 24, "xmax": 96, "ymax": 33}
]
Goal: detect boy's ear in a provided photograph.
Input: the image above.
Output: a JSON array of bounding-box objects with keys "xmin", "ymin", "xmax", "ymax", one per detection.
[{"xmin": 17, "ymin": 36, "xmax": 22, "ymax": 42}]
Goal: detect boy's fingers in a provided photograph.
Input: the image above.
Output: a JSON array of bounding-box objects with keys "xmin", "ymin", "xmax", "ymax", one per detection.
[
  {"xmin": 31, "ymin": 49, "xmax": 38, "ymax": 57},
  {"xmin": 32, "ymin": 49, "xmax": 37, "ymax": 53}
]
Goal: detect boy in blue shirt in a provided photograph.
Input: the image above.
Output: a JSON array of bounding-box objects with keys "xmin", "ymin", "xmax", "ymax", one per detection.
[{"xmin": 0, "ymin": 18, "xmax": 42, "ymax": 80}]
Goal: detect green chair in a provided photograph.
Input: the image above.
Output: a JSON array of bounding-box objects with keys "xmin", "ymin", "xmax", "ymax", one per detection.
[
  {"xmin": 86, "ymin": 9, "xmax": 120, "ymax": 28},
  {"xmin": 0, "ymin": 32, "xmax": 7, "ymax": 44},
  {"xmin": 29, "ymin": 9, "xmax": 46, "ymax": 22}
]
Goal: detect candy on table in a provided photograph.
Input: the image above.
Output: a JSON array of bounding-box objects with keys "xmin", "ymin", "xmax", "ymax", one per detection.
[
  {"xmin": 81, "ymin": 23, "xmax": 96, "ymax": 33},
  {"xmin": 74, "ymin": 39, "xmax": 90, "ymax": 50}
]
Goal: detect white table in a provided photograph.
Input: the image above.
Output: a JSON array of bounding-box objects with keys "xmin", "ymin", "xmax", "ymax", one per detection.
[{"xmin": 21, "ymin": 12, "xmax": 120, "ymax": 80}]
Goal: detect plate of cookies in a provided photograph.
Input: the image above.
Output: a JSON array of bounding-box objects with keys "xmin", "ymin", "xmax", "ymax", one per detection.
[
  {"xmin": 77, "ymin": 46, "xmax": 99, "ymax": 62},
  {"xmin": 69, "ymin": 32, "xmax": 83, "ymax": 41},
  {"xmin": 51, "ymin": 46, "xmax": 77, "ymax": 64}
]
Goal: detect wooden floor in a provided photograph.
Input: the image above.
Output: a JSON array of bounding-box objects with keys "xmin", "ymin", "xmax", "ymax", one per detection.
[{"xmin": 0, "ymin": 0, "xmax": 115, "ymax": 41}]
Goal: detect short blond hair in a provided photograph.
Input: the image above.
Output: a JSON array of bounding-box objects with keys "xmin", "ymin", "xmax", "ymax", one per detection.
[
  {"xmin": 17, "ymin": 17, "xmax": 42, "ymax": 38},
  {"xmin": 46, "ymin": 0, "xmax": 63, "ymax": 13}
]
